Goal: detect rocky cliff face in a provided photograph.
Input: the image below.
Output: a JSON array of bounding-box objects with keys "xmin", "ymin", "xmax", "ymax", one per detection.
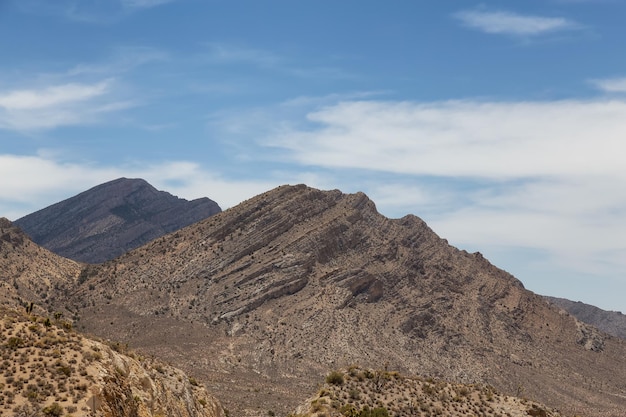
[
  {"xmin": 0, "ymin": 306, "xmax": 223, "ymax": 417},
  {"xmin": 545, "ymin": 296, "xmax": 626, "ymax": 340},
  {"xmin": 14, "ymin": 178, "xmax": 221, "ymax": 263},
  {"xmin": 56, "ymin": 185, "xmax": 626, "ymax": 417}
]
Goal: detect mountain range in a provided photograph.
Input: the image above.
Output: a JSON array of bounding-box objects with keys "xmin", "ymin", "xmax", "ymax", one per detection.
[{"xmin": 3, "ymin": 181, "xmax": 626, "ymax": 417}]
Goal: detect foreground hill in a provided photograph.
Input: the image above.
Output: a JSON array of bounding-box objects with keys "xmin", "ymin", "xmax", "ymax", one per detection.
[
  {"xmin": 545, "ymin": 296, "xmax": 626, "ymax": 340},
  {"xmin": 56, "ymin": 185, "xmax": 626, "ymax": 416},
  {"xmin": 0, "ymin": 306, "xmax": 223, "ymax": 417},
  {"xmin": 294, "ymin": 366, "xmax": 562, "ymax": 417},
  {"xmin": 14, "ymin": 178, "xmax": 221, "ymax": 263}
]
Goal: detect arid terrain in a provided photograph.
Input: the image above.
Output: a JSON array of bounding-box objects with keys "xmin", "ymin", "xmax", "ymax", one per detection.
[
  {"xmin": 295, "ymin": 366, "xmax": 563, "ymax": 417},
  {"xmin": 3, "ymin": 183, "xmax": 626, "ymax": 417},
  {"xmin": 0, "ymin": 306, "xmax": 223, "ymax": 417}
]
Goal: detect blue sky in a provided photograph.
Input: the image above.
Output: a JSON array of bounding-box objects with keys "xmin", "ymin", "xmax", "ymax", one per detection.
[{"xmin": 1, "ymin": 0, "xmax": 626, "ymax": 313}]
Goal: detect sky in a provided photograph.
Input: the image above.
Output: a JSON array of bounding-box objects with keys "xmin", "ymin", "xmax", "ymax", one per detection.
[{"xmin": 1, "ymin": 0, "xmax": 625, "ymax": 313}]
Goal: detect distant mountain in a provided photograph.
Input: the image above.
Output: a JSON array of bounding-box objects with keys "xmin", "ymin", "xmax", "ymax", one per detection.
[
  {"xmin": 545, "ymin": 296, "xmax": 626, "ymax": 340},
  {"xmin": 14, "ymin": 177, "xmax": 221, "ymax": 263},
  {"xmin": 51, "ymin": 184, "xmax": 626, "ymax": 417}
]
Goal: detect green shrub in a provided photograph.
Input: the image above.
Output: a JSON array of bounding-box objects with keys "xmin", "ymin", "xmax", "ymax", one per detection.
[
  {"xmin": 42, "ymin": 402, "xmax": 63, "ymax": 417},
  {"xmin": 326, "ymin": 371, "xmax": 344, "ymax": 385}
]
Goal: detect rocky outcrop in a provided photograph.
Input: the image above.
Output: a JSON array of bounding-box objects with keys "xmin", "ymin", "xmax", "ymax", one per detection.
[{"xmin": 14, "ymin": 178, "xmax": 221, "ymax": 263}]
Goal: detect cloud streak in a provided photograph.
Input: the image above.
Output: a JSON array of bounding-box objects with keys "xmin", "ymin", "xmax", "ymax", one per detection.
[
  {"xmin": 591, "ymin": 77, "xmax": 626, "ymax": 93},
  {"xmin": 454, "ymin": 9, "xmax": 580, "ymax": 36},
  {"xmin": 0, "ymin": 80, "xmax": 133, "ymax": 131}
]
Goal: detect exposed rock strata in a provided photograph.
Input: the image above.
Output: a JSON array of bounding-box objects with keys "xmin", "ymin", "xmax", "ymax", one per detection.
[{"xmin": 53, "ymin": 185, "xmax": 626, "ymax": 417}]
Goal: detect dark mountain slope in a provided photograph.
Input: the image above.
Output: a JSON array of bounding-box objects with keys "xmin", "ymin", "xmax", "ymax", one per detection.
[
  {"xmin": 545, "ymin": 295, "xmax": 626, "ymax": 340},
  {"xmin": 14, "ymin": 177, "xmax": 221, "ymax": 263},
  {"xmin": 59, "ymin": 184, "xmax": 626, "ymax": 417}
]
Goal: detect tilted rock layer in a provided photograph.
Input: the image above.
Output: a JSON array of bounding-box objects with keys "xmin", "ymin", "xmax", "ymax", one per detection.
[{"xmin": 53, "ymin": 185, "xmax": 626, "ymax": 416}]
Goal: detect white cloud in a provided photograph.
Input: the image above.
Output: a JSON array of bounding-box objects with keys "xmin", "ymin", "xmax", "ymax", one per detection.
[
  {"xmin": 0, "ymin": 155, "xmax": 278, "ymax": 220},
  {"xmin": 0, "ymin": 81, "xmax": 109, "ymax": 110},
  {"xmin": 454, "ymin": 10, "xmax": 579, "ymax": 36},
  {"xmin": 0, "ymin": 80, "xmax": 134, "ymax": 131},
  {"xmin": 267, "ymin": 99, "xmax": 626, "ymax": 179},
  {"xmin": 591, "ymin": 77, "xmax": 626, "ymax": 93}
]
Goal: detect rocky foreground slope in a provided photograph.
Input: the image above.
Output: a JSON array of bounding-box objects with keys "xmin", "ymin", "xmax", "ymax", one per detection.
[
  {"xmin": 14, "ymin": 178, "xmax": 221, "ymax": 263},
  {"xmin": 52, "ymin": 185, "xmax": 626, "ymax": 416},
  {"xmin": 295, "ymin": 366, "xmax": 562, "ymax": 417},
  {"xmin": 0, "ymin": 306, "xmax": 223, "ymax": 417}
]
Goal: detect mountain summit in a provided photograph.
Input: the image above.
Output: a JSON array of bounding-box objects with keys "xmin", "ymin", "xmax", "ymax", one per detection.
[{"xmin": 14, "ymin": 178, "xmax": 221, "ymax": 263}]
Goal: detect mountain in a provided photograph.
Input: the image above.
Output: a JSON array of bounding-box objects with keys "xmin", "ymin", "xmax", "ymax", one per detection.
[
  {"xmin": 51, "ymin": 184, "xmax": 626, "ymax": 417},
  {"xmin": 0, "ymin": 305, "xmax": 223, "ymax": 417},
  {"xmin": 545, "ymin": 296, "xmax": 626, "ymax": 340},
  {"xmin": 14, "ymin": 177, "xmax": 221, "ymax": 263},
  {"xmin": 0, "ymin": 217, "xmax": 81, "ymax": 310}
]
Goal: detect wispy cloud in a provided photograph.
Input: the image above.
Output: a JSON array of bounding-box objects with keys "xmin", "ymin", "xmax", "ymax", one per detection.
[
  {"xmin": 0, "ymin": 81, "xmax": 109, "ymax": 110},
  {"xmin": 590, "ymin": 77, "xmax": 626, "ymax": 92},
  {"xmin": 121, "ymin": 0, "xmax": 175, "ymax": 10},
  {"xmin": 203, "ymin": 42, "xmax": 352, "ymax": 80},
  {"xmin": 0, "ymin": 154, "xmax": 277, "ymax": 220},
  {"xmin": 0, "ymin": 80, "xmax": 134, "ymax": 131},
  {"xmin": 454, "ymin": 9, "xmax": 580, "ymax": 36},
  {"xmin": 204, "ymin": 43, "xmax": 282, "ymax": 68},
  {"xmin": 17, "ymin": 0, "xmax": 175, "ymax": 23},
  {"xmin": 67, "ymin": 46, "xmax": 168, "ymax": 77}
]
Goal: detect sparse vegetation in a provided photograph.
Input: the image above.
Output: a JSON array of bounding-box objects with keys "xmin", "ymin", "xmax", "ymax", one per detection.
[
  {"xmin": 296, "ymin": 366, "xmax": 562, "ymax": 417},
  {"xmin": 0, "ymin": 306, "xmax": 218, "ymax": 417}
]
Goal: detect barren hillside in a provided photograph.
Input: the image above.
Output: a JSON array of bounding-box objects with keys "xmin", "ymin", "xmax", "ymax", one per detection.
[
  {"xmin": 295, "ymin": 366, "xmax": 563, "ymax": 417},
  {"xmin": 0, "ymin": 217, "xmax": 82, "ymax": 311},
  {"xmin": 0, "ymin": 306, "xmax": 223, "ymax": 417},
  {"xmin": 55, "ymin": 184, "xmax": 626, "ymax": 416}
]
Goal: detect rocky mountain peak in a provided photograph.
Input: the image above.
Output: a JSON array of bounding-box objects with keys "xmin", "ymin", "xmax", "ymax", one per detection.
[{"xmin": 14, "ymin": 177, "xmax": 221, "ymax": 263}]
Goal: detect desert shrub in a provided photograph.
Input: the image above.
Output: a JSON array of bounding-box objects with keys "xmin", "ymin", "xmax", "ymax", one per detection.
[
  {"xmin": 326, "ymin": 371, "xmax": 344, "ymax": 385},
  {"xmin": 6, "ymin": 336, "xmax": 24, "ymax": 349},
  {"xmin": 42, "ymin": 402, "xmax": 63, "ymax": 417}
]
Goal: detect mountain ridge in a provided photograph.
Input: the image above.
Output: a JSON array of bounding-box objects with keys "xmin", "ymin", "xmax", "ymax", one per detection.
[{"xmin": 48, "ymin": 184, "xmax": 626, "ymax": 416}]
